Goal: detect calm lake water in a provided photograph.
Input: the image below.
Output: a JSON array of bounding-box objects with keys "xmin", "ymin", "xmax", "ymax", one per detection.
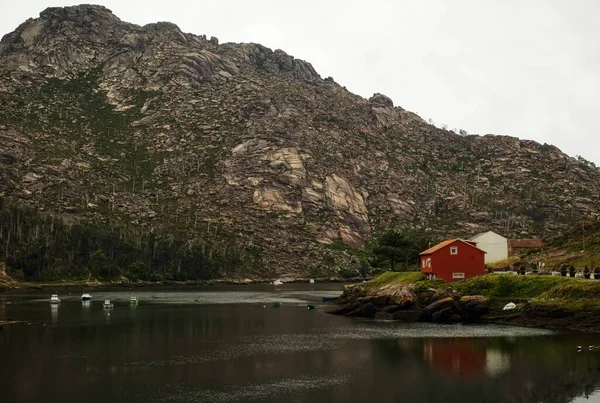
[{"xmin": 1, "ymin": 283, "xmax": 600, "ymax": 403}]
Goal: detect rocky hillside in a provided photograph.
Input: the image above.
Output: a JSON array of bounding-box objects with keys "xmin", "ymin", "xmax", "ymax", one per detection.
[{"xmin": 1, "ymin": 5, "xmax": 599, "ymax": 277}]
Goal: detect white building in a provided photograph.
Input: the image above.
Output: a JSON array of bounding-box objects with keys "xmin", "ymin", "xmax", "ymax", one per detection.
[{"xmin": 469, "ymin": 231, "xmax": 508, "ymax": 264}]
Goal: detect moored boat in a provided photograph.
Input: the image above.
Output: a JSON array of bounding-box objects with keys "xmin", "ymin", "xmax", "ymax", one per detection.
[
  {"xmin": 81, "ymin": 293, "xmax": 92, "ymax": 301},
  {"xmin": 103, "ymin": 300, "xmax": 114, "ymax": 309},
  {"xmin": 50, "ymin": 294, "xmax": 61, "ymax": 304},
  {"xmin": 129, "ymin": 296, "xmax": 138, "ymax": 304}
]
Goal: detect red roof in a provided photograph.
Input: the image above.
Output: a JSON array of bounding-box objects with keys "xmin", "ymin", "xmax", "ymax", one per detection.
[{"xmin": 419, "ymin": 239, "xmax": 486, "ymax": 255}]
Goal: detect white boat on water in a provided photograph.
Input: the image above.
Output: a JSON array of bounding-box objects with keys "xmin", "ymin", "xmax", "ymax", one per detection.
[
  {"xmin": 103, "ymin": 300, "xmax": 114, "ymax": 309},
  {"xmin": 503, "ymin": 302, "xmax": 516, "ymax": 311},
  {"xmin": 309, "ymin": 279, "xmax": 315, "ymax": 284},
  {"xmin": 81, "ymin": 293, "xmax": 92, "ymax": 301},
  {"xmin": 50, "ymin": 294, "xmax": 61, "ymax": 304},
  {"xmin": 273, "ymin": 280, "xmax": 283, "ymax": 286},
  {"xmin": 129, "ymin": 296, "xmax": 138, "ymax": 305}
]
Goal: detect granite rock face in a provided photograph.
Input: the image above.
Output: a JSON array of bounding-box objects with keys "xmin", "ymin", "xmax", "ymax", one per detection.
[{"xmin": 1, "ymin": 5, "xmax": 600, "ymax": 275}]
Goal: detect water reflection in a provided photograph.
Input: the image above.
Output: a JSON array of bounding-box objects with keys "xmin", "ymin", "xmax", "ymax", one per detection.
[
  {"xmin": 50, "ymin": 303, "xmax": 58, "ymax": 324},
  {"xmin": 420, "ymin": 338, "xmax": 510, "ymax": 379},
  {"xmin": 423, "ymin": 338, "xmax": 489, "ymax": 379},
  {"xmin": 484, "ymin": 349, "xmax": 510, "ymax": 377},
  {"xmin": 0, "ymin": 288, "xmax": 599, "ymax": 403}
]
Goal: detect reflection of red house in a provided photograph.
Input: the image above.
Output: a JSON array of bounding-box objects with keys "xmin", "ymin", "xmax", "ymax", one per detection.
[
  {"xmin": 423, "ymin": 339, "xmax": 487, "ymax": 379},
  {"xmin": 420, "ymin": 239, "xmax": 485, "ymax": 282}
]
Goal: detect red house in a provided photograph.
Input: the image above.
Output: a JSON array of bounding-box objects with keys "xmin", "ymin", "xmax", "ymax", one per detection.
[{"xmin": 420, "ymin": 239, "xmax": 486, "ymax": 282}]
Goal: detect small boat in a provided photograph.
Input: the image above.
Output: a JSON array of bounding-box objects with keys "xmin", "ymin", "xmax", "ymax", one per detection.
[
  {"xmin": 322, "ymin": 296, "xmax": 337, "ymax": 302},
  {"xmin": 307, "ymin": 304, "xmax": 316, "ymax": 310},
  {"xmin": 309, "ymin": 279, "xmax": 315, "ymax": 284},
  {"xmin": 503, "ymin": 302, "xmax": 516, "ymax": 311},
  {"xmin": 81, "ymin": 293, "xmax": 92, "ymax": 301},
  {"xmin": 50, "ymin": 295, "xmax": 61, "ymax": 304},
  {"xmin": 273, "ymin": 280, "xmax": 283, "ymax": 286},
  {"xmin": 129, "ymin": 296, "xmax": 138, "ymax": 305},
  {"xmin": 103, "ymin": 300, "xmax": 114, "ymax": 309}
]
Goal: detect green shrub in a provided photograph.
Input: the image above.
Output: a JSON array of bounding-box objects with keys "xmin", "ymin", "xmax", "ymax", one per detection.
[
  {"xmin": 494, "ymin": 275, "xmax": 517, "ymax": 297},
  {"xmin": 358, "ymin": 259, "xmax": 371, "ymax": 278},
  {"xmin": 8, "ymin": 268, "xmax": 25, "ymax": 281},
  {"xmin": 126, "ymin": 261, "xmax": 149, "ymax": 281},
  {"xmin": 338, "ymin": 268, "xmax": 358, "ymax": 279}
]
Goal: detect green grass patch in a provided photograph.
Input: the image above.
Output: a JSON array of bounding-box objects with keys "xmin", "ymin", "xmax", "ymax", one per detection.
[
  {"xmin": 361, "ymin": 271, "xmax": 424, "ymax": 290},
  {"xmin": 535, "ymin": 280, "xmax": 600, "ymax": 310},
  {"xmin": 453, "ymin": 274, "xmax": 600, "ymax": 310},
  {"xmin": 455, "ymin": 274, "xmax": 569, "ymax": 299},
  {"xmin": 486, "ymin": 256, "xmax": 520, "ymax": 270},
  {"xmin": 414, "ymin": 279, "xmax": 446, "ymax": 292}
]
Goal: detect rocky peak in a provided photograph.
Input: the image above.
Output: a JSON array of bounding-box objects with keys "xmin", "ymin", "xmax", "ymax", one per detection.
[
  {"xmin": 369, "ymin": 93, "xmax": 399, "ymax": 129},
  {"xmin": 369, "ymin": 93, "xmax": 394, "ymax": 108},
  {"xmin": 4, "ymin": 4, "xmax": 125, "ymax": 49}
]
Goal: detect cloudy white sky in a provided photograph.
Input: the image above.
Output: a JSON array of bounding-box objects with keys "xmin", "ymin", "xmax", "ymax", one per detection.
[{"xmin": 2, "ymin": 1, "xmax": 599, "ymax": 164}]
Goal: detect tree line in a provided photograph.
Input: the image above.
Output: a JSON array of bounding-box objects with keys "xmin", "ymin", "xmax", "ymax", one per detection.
[
  {"xmin": 336, "ymin": 230, "xmax": 434, "ymax": 279},
  {"xmin": 369, "ymin": 230, "xmax": 432, "ymax": 272},
  {"xmin": 0, "ymin": 197, "xmax": 262, "ymax": 282}
]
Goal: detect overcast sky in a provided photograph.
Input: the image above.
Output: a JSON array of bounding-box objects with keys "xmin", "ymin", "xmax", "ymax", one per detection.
[{"xmin": 2, "ymin": 1, "xmax": 599, "ymax": 164}]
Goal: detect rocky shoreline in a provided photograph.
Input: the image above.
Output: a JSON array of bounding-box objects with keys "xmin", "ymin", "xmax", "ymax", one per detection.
[
  {"xmin": 328, "ymin": 282, "xmax": 490, "ymax": 324},
  {"xmin": 486, "ymin": 304, "xmax": 600, "ymax": 333},
  {"xmin": 328, "ymin": 282, "xmax": 600, "ymax": 333}
]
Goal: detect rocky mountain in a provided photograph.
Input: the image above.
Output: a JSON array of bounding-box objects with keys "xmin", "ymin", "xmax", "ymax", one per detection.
[{"xmin": 1, "ymin": 4, "xmax": 599, "ymax": 278}]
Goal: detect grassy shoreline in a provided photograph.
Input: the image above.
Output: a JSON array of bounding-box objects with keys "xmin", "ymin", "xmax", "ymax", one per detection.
[
  {"xmin": 357, "ymin": 271, "xmax": 600, "ymax": 310},
  {"xmin": 344, "ymin": 271, "xmax": 600, "ymax": 332}
]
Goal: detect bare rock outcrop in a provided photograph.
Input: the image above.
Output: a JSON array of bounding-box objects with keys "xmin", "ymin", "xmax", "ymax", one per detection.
[{"xmin": 324, "ymin": 174, "xmax": 370, "ymax": 246}]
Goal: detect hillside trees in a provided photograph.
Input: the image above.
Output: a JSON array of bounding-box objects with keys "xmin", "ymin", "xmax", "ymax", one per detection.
[
  {"xmin": 371, "ymin": 230, "xmax": 431, "ymax": 271},
  {"xmin": 0, "ymin": 197, "xmax": 255, "ymax": 281}
]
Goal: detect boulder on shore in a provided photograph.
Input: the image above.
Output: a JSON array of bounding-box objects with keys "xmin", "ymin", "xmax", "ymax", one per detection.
[{"xmin": 328, "ymin": 281, "xmax": 489, "ymax": 324}]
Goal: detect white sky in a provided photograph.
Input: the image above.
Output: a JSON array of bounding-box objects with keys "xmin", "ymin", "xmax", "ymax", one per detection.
[{"xmin": 2, "ymin": 1, "xmax": 599, "ymax": 164}]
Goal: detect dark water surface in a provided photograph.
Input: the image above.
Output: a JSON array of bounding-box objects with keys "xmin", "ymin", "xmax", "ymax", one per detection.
[{"xmin": 2, "ymin": 284, "xmax": 600, "ymax": 403}]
